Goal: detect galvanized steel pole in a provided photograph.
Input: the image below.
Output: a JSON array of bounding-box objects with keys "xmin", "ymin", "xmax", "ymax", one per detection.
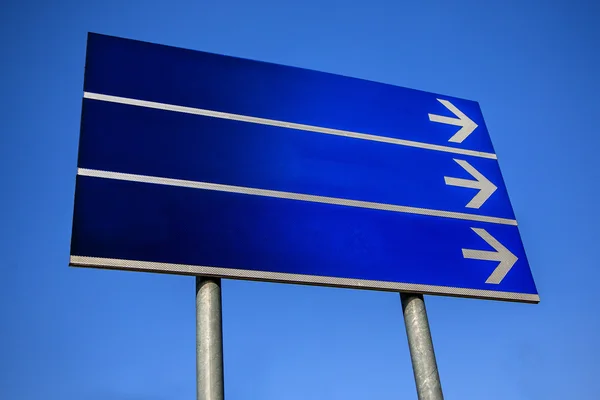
[
  {"xmin": 400, "ymin": 293, "xmax": 444, "ymax": 400},
  {"xmin": 196, "ymin": 277, "xmax": 225, "ymax": 400}
]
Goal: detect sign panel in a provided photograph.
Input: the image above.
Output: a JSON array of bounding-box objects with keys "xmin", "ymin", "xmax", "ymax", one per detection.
[{"xmin": 70, "ymin": 33, "xmax": 539, "ymax": 303}]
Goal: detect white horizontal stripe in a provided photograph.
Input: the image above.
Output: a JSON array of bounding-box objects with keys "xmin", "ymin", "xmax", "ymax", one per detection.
[
  {"xmin": 69, "ymin": 256, "xmax": 540, "ymax": 303},
  {"xmin": 83, "ymin": 92, "xmax": 498, "ymax": 160},
  {"xmin": 78, "ymin": 168, "xmax": 517, "ymax": 226}
]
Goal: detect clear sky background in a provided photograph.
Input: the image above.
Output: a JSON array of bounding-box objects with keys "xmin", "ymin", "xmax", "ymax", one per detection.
[{"xmin": 1, "ymin": 1, "xmax": 599, "ymax": 399}]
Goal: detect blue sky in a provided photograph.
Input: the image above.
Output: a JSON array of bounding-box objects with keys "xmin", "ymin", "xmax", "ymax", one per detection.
[{"xmin": 1, "ymin": 1, "xmax": 599, "ymax": 399}]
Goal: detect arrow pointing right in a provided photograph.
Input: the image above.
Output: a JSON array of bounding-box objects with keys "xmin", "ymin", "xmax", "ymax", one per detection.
[
  {"xmin": 462, "ymin": 228, "xmax": 518, "ymax": 284},
  {"xmin": 428, "ymin": 99, "xmax": 478, "ymax": 143},
  {"xmin": 444, "ymin": 159, "xmax": 497, "ymax": 209}
]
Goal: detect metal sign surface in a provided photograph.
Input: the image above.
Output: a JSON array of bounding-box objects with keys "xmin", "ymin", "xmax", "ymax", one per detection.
[{"xmin": 70, "ymin": 33, "xmax": 539, "ymax": 303}]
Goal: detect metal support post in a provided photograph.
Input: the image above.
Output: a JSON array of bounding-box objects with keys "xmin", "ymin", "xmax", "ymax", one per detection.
[
  {"xmin": 196, "ymin": 277, "xmax": 225, "ymax": 400},
  {"xmin": 400, "ymin": 293, "xmax": 443, "ymax": 400}
]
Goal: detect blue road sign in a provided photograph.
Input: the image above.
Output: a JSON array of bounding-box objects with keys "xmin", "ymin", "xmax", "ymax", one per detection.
[{"xmin": 70, "ymin": 33, "xmax": 539, "ymax": 303}]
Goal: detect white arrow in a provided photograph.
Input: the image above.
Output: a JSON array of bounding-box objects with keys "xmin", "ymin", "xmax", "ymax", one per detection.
[
  {"xmin": 462, "ymin": 228, "xmax": 518, "ymax": 284},
  {"xmin": 444, "ymin": 159, "xmax": 497, "ymax": 209},
  {"xmin": 428, "ymin": 99, "xmax": 478, "ymax": 143}
]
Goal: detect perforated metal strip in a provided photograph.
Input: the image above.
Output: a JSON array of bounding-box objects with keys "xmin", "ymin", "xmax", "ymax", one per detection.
[
  {"xmin": 78, "ymin": 168, "xmax": 517, "ymax": 226},
  {"xmin": 83, "ymin": 92, "xmax": 498, "ymax": 160},
  {"xmin": 69, "ymin": 256, "xmax": 539, "ymax": 303}
]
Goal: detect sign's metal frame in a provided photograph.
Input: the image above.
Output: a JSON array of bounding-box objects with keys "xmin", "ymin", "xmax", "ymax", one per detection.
[{"xmin": 70, "ymin": 255, "xmax": 537, "ymax": 303}]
